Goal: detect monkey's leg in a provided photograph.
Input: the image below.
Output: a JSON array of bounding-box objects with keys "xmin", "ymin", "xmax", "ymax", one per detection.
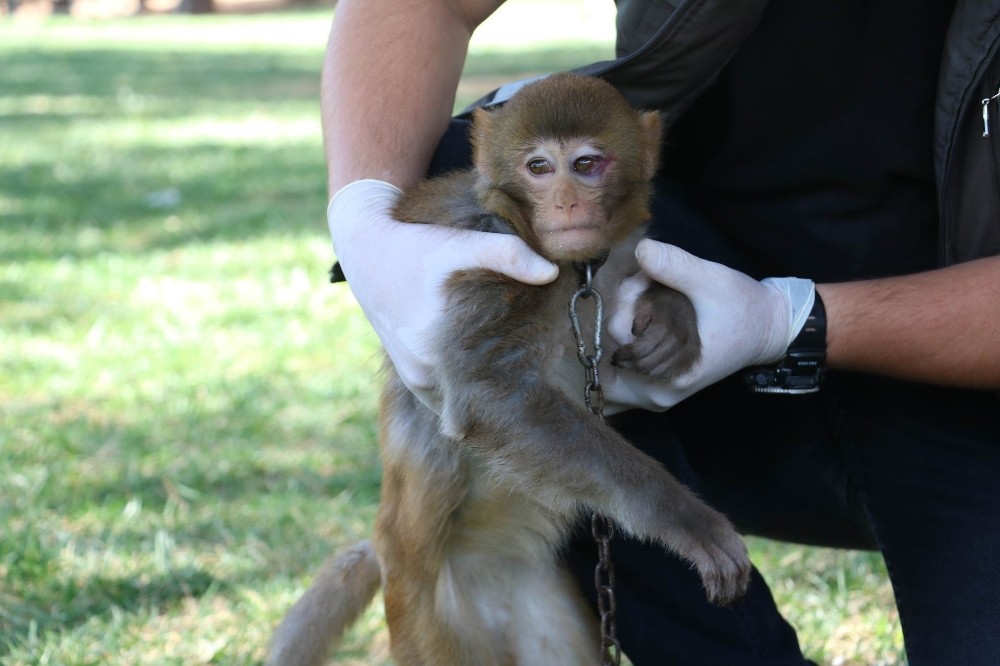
[
  {"xmin": 439, "ymin": 273, "xmax": 751, "ymax": 605},
  {"xmin": 378, "ymin": 369, "xmax": 543, "ymax": 666},
  {"xmin": 611, "ymin": 284, "xmax": 702, "ymax": 380}
]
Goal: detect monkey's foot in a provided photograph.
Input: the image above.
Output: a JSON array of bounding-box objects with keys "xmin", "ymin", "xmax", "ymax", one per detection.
[{"xmin": 672, "ymin": 510, "xmax": 752, "ymax": 607}]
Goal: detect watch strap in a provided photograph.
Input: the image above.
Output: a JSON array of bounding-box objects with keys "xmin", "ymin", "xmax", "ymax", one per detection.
[{"xmin": 744, "ymin": 290, "xmax": 827, "ymax": 395}]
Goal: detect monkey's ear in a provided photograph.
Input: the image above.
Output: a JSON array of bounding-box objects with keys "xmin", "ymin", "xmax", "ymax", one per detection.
[
  {"xmin": 638, "ymin": 111, "xmax": 663, "ymax": 180},
  {"xmin": 471, "ymin": 107, "xmax": 497, "ymax": 174}
]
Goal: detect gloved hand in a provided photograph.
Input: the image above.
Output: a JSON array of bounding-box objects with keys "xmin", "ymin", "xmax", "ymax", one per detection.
[
  {"xmin": 329, "ymin": 179, "xmax": 559, "ymax": 410},
  {"xmin": 602, "ymin": 239, "xmax": 815, "ymax": 411}
]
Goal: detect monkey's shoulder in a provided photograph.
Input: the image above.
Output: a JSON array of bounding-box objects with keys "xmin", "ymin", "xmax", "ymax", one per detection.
[
  {"xmin": 442, "ymin": 270, "xmax": 580, "ymax": 341},
  {"xmin": 394, "ymin": 170, "xmax": 512, "ymax": 235}
]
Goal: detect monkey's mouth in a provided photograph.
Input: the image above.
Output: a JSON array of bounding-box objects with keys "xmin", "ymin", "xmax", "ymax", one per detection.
[
  {"xmin": 539, "ymin": 225, "xmax": 605, "ymax": 258},
  {"xmin": 542, "ymin": 224, "xmax": 600, "ymax": 235}
]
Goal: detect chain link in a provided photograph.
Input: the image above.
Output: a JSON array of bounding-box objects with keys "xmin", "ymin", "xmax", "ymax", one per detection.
[
  {"xmin": 568, "ymin": 261, "xmax": 621, "ymax": 666},
  {"xmin": 592, "ymin": 514, "xmax": 620, "ymax": 665}
]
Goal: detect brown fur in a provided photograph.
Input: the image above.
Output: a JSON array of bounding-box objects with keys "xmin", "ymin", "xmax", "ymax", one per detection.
[
  {"xmin": 267, "ymin": 542, "xmax": 381, "ymax": 666},
  {"xmin": 267, "ymin": 74, "xmax": 749, "ymax": 666}
]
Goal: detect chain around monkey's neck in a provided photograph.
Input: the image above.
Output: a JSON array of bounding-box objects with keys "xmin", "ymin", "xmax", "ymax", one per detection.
[{"xmin": 571, "ymin": 252, "xmax": 611, "ymax": 289}]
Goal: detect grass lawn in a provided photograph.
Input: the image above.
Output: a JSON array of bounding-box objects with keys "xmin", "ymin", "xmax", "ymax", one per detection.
[{"xmin": 0, "ymin": 5, "xmax": 903, "ymax": 664}]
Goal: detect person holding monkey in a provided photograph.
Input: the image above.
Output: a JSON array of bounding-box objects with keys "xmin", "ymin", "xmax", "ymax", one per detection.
[{"xmin": 321, "ymin": 0, "xmax": 1000, "ymax": 664}]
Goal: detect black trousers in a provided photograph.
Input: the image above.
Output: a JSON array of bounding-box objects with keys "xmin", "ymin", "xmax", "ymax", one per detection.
[
  {"xmin": 430, "ymin": 119, "xmax": 1000, "ymax": 666},
  {"xmin": 566, "ymin": 373, "xmax": 1000, "ymax": 666}
]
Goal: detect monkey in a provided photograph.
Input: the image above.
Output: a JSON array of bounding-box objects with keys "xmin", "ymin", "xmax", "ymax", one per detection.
[{"xmin": 267, "ymin": 73, "xmax": 751, "ymax": 666}]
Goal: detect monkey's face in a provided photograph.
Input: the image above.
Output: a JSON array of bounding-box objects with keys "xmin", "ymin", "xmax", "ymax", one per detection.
[
  {"xmin": 516, "ymin": 138, "xmax": 623, "ymax": 261},
  {"xmin": 472, "ymin": 73, "xmax": 663, "ymax": 262}
]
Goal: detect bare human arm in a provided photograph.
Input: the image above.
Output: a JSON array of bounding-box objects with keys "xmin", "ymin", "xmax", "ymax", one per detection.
[
  {"xmin": 320, "ymin": 0, "xmax": 558, "ymax": 405},
  {"xmin": 322, "ymin": 0, "xmax": 505, "ymax": 194},
  {"xmin": 818, "ymin": 255, "xmax": 1000, "ymax": 388}
]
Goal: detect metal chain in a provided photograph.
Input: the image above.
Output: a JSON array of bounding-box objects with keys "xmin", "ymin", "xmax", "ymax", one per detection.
[
  {"xmin": 592, "ymin": 514, "xmax": 619, "ymax": 666},
  {"xmin": 568, "ymin": 261, "xmax": 621, "ymax": 666}
]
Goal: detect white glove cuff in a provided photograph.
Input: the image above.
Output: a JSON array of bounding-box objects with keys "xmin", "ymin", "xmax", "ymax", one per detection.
[
  {"xmin": 327, "ymin": 179, "xmax": 404, "ymax": 250},
  {"xmin": 761, "ymin": 276, "xmax": 816, "ymax": 356}
]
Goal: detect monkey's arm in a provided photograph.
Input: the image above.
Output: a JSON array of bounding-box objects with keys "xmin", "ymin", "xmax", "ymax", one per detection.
[
  {"xmin": 437, "ymin": 270, "xmax": 750, "ymax": 605},
  {"xmin": 322, "ymin": 0, "xmax": 504, "ymax": 194}
]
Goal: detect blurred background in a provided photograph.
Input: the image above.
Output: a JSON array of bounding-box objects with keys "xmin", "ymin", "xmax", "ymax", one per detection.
[{"xmin": 0, "ymin": 2, "xmax": 903, "ymax": 664}]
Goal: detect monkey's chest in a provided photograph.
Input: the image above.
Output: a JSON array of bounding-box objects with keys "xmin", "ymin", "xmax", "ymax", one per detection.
[
  {"xmin": 541, "ymin": 251, "xmax": 637, "ymax": 408},
  {"xmin": 543, "ymin": 335, "xmax": 593, "ymax": 409}
]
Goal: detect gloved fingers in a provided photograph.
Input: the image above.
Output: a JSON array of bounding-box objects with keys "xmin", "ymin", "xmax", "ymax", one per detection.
[
  {"xmin": 634, "ymin": 239, "xmax": 717, "ymax": 294},
  {"xmin": 606, "ymin": 272, "xmax": 652, "ymax": 345},
  {"xmin": 635, "ymin": 238, "xmax": 763, "ymax": 302},
  {"xmin": 486, "ymin": 234, "xmax": 558, "ymax": 284},
  {"xmin": 601, "ymin": 363, "xmax": 687, "ymax": 413},
  {"xmin": 436, "ymin": 230, "xmax": 558, "ymax": 285},
  {"xmin": 331, "ymin": 179, "xmax": 557, "ymax": 288}
]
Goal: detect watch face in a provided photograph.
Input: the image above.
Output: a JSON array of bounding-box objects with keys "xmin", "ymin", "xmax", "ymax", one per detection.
[{"xmin": 743, "ymin": 350, "xmax": 826, "ymax": 395}]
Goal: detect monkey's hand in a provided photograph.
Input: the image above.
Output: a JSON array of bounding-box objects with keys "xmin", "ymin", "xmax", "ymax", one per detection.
[
  {"xmin": 328, "ymin": 179, "xmax": 559, "ymax": 410},
  {"xmin": 610, "ymin": 282, "xmax": 701, "ymax": 381},
  {"xmin": 604, "ymin": 239, "xmax": 815, "ymax": 411}
]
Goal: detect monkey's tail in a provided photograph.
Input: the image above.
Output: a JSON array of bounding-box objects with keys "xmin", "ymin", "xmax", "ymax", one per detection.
[{"xmin": 266, "ymin": 540, "xmax": 382, "ymax": 666}]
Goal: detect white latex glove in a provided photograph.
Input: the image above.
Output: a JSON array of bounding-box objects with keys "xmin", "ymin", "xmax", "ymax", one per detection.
[
  {"xmin": 602, "ymin": 239, "xmax": 815, "ymax": 411},
  {"xmin": 329, "ymin": 179, "xmax": 559, "ymax": 410}
]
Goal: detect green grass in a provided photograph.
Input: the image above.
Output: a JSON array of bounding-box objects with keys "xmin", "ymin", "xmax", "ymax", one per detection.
[{"xmin": 0, "ymin": 7, "xmax": 902, "ymax": 665}]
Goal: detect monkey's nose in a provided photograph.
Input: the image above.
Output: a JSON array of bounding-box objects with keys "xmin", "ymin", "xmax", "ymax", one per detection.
[{"xmin": 552, "ymin": 202, "xmax": 588, "ymax": 226}]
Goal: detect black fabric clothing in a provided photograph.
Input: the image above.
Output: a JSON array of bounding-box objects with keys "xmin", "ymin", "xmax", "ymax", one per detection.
[
  {"xmin": 662, "ymin": 0, "xmax": 955, "ymax": 283},
  {"xmin": 575, "ymin": 0, "xmax": 1000, "ymax": 263},
  {"xmin": 565, "ymin": 366, "xmax": 1000, "ymax": 666}
]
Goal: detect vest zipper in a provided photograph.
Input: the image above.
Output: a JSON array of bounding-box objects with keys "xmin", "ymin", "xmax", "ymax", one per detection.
[
  {"xmin": 982, "ymin": 82, "xmax": 1000, "ymax": 245},
  {"xmin": 981, "ymin": 86, "xmax": 1000, "ymax": 136}
]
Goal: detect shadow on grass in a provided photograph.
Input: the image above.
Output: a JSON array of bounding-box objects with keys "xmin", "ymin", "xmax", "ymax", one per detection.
[
  {"xmin": 0, "ymin": 44, "xmax": 612, "ymax": 104},
  {"xmin": 1, "ymin": 140, "xmax": 328, "ymax": 262},
  {"xmin": 2, "ymin": 552, "xmax": 221, "ymax": 645},
  {"xmin": 1, "ymin": 369, "xmax": 381, "ymax": 655},
  {"xmin": 0, "ymin": 48, "xmax": 322, "ymax": 110},
  {"xmin": 0, "ymin": 42, "xmax": 613, "ymax": 267}
]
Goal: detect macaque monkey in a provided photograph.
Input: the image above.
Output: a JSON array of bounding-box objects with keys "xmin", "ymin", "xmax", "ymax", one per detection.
[{"xmin": 267, "ymin": 73, "xmax": 750, "ymax": 666}]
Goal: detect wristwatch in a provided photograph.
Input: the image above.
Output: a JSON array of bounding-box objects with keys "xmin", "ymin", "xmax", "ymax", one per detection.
[{"xmin": 744, "ymin": 292, "xmax": 827, "ymax": 395}]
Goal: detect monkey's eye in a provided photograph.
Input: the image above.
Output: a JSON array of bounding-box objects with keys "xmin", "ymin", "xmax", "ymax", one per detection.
[
  {"xmin": 573, "ymin": 156, "xmax": 602, "ymax": 174},
  {"xmin": 527, "ymin": 159, "xmax": 553, "ymax": 175}
]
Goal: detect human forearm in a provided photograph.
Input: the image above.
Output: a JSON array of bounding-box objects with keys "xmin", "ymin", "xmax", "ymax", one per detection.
[
  {"xmin": 321, "ymin": 3, "xmax": 557, "ymax": 403},
  {"xmin": 818, "ymin": 256, "xmax": 1000, "ymax": 388},
  {"xmin": 322, "ymin": 0, "xmax": 503, "ymax": 195}
]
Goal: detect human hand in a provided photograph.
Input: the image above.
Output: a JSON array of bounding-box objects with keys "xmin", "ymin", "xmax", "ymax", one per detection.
[
  {"xmin": 602, "ymin": 239, "xmax": 815, "ymax": 411},
  {"xmin": 329, "ymin": 179, "xmax": 559, "ymax": 410}
]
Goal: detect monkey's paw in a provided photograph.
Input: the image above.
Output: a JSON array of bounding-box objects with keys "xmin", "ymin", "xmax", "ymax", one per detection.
[
  {"xmin": 672, "ymin": 507, "xmax": 752, "ymax": 607},
  {"xmin": 610, "ymin": 285, "xmax": 701, "ymax": 381}
]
